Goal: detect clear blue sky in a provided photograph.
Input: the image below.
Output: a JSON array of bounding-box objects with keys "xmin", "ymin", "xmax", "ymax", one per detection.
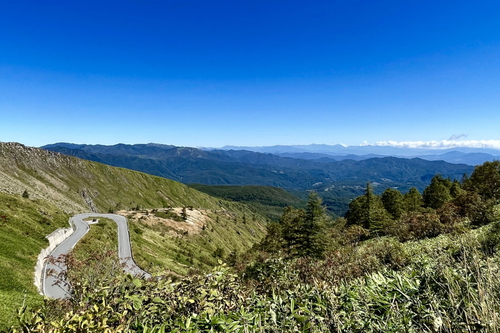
[{"xmin": 1, "ymin": 0, "xmax": 499, "ymax": 148}]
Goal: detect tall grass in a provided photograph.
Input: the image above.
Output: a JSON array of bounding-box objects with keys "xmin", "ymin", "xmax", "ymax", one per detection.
[{"xmin": 14, "ymin": 222, "xmax": 500, "ymax": 332}]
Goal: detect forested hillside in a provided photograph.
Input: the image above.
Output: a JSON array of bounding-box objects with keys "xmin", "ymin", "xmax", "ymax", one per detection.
[{"xmin": 42, "ymin": 143, "xmax": 474, "ymax": 215}]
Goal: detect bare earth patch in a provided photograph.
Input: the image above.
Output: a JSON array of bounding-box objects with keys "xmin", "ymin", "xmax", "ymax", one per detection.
[{"xmin": 117, "ymin": 208, "xmax": 210, "ymax": 236}]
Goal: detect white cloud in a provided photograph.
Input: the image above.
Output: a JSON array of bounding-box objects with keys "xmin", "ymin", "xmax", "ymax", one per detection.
[{"xmin": 372, "ymin": 140, "xmax": 500, "ymax": 150}]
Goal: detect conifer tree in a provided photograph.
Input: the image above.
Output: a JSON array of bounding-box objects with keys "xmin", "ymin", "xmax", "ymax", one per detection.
[
  {"xmin": 464, "ymin": 160, "xmax": 500, "ymax": 202},
  {"xmin": 381, "ymin": 188, "xmax": 404, "ymax": 219},
  {"xmin": 403, "ymin": 187, "xmax": 423, "ymax": 212},
  {"xmin": 258, "ymin": 222, "xmax": 285, "ymax": 253},
  {"xmin": 450, "ymin": 180, "xmax": 464, "ymax": 198},
  {"xmin": 423, "ymin": 175, "xmax": 452, "ymax": 209},
  {"xmin": 303, "ymin": 191, "xmax": 329, "ymax": 258},
  {"xmin": 281, "ymin": 207, "xmax": 307, "ymax": 257},
  {"xmin": 345, "ymin": 195, "xmax": 368, "ymax": 228},
  {"xmin": 346, "ymin": 183, "xmax": 391, "ymax": 234},
  {"xmin": 280, "ymin": 192, "xmax": 330, "ymax": 258}
]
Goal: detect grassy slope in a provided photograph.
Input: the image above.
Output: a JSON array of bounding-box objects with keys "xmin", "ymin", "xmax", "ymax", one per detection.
[
  {"xmin": 0, "ymin": 142, "xmax": 251, "ymax": 214},
  {"xmin": 0, "ymin": 192, "xmax": 70, "ymax": 331},
  {"xmin": 72, "ymin": 217, "xmax": 118, "ymax": 258},
  {"xmin": 70, "ymin": 206, "xmax": 266, "ymax": 277},
  {"xmin": 0, "ymin": 143, "xmax": 267, "ymax": 329},
  {"xmin": 189, "ymin": 184, "xmax": 307, "ymax": 221},
  {"xmin": 129, "ymin": 204, "xmax": 265, "ymax": 276}
]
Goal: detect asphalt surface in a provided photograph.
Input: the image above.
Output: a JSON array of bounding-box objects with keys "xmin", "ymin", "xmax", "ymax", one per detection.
[{"xmin": 43, "ymin": 213, "xmax": 150, "ymax": 299}]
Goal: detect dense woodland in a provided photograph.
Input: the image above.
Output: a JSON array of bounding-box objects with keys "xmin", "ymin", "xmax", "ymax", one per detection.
[{"xmin": 14, "ymin": 161, "xmax": 500, "ymax": 332}]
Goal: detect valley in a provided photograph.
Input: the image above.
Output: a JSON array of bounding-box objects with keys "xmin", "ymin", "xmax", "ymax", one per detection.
[{"xmin": 42, "ymin": 143, "xmax": 475, "ymax": 216}]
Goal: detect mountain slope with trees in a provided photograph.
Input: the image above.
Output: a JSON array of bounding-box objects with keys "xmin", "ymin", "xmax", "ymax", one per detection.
[
  {"xmin": 42, "ymin": 143, "xmax": 474, "ymax": 215},
  {"xmin": 15, "ymin": 160, "xmax": 500, "ymax": 332},
  {"xmin": 189, "ymin": 184, "xmax": 307, "ymax": 221}
]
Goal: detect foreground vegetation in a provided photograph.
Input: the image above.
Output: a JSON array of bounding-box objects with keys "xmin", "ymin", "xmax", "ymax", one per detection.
[
  {"xmin": 12, "ymin": 161, "xmax": 500, "ymax": 332},
  {"xmin": 14, "ymin": 220, "xmax": 500, "ymax": 332},
  {"xmin": 0, "ymin": 192, "xmax": 69, "ymax": 331}
]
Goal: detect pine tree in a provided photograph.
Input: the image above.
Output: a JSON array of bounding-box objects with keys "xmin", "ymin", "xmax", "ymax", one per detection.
[
  {"xmin": 464, "ymin": 160, "xmax": 500, "ymax": 202},
  {"xmin": 381, "ymin": 188, "xmax": 404, "ymax": 219},
  {"xmin": 303, "ymin": 191, "xmax": 329, "ymax": 258},
  {"xmin": 281, "ymin": 192, "xmax": 330, "ymax": 258},
  {"xmin": 404, "ymin": 187, "xmax": 423, "ymax": 212},
  {"xmin": 345, "ymin": 195, "xmax": 369, "ymax": 228},
  {"xmin": 450, "ymin": 180, "xmax": 464, "ymax": 198},
  {"xmin": 423, "ymin": 175, "xmax": 452, "ymax": 209},
  {"xmin": 346, "ymin": 183, "xmax": 391, "ymax": 234},
  {"xmin": 258, "ymin": 222, "xmax": 285, "ymax": 253},
  {"xmin": 281, "ymin": 206, "xmax": 307, "ymax": 257}
]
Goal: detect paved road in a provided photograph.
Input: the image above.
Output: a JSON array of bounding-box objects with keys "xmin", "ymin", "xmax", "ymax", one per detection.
[{"xmin": 43, "ymin": 213, "xmax": 150, "ymax": 299}]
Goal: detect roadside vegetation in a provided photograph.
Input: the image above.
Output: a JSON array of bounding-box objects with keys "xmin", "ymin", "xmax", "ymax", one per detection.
[
  {"xmin": 13, "ymin": 161, "xmax": 500, "ymax": 332},
  {"xmin": 73, "ymin": 217, "xmax": 118, "ymax": 260},
  {"xmin": 0, "ymin": 192, "xmax": 69, "ymax": 331}
]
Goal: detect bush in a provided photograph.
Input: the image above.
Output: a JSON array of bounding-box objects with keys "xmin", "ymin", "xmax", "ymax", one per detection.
[{"xmin": 388, "ymin": 208, "xmax": 459, "ymax": 242}]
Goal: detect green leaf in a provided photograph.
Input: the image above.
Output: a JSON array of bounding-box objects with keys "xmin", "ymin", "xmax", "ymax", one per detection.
[{"xmin": 133, "ymin": 278, "xmax": 142, "ymax": 288}]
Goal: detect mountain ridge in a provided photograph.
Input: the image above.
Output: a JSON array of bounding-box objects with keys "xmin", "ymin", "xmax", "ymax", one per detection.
[
  {"xmin": 41, "ymin": 142, "xmax": 475, "ymax": 215},
  {"xmin": 215, "ymin": 144, "xmax": 500, "ymax": 165}
]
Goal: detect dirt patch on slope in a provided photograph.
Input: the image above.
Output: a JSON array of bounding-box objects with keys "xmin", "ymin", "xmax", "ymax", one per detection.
[{"xmin": 117, "ymin": 208, "xmax": 210, "ymax": 236}]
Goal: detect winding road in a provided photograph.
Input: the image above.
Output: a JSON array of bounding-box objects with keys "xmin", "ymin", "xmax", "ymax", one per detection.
[{"xmin": 43, "ymin": 213, "xmax": 150, "ymax": 299}]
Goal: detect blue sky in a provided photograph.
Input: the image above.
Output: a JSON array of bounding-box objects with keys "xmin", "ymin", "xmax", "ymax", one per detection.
[{"xmin": 1, "ymin": 0, "xmax": 499, "ymax": 148}]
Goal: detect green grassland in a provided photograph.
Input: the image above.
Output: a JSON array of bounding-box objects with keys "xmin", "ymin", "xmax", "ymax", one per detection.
[
  {"xmin": 69, "ymin": 206, "xmax": 266, "ymax": 277},
  {"xmin": 73, "ymin": 217, "xmax": 119, "ymax": 258},
  {"xmin": 0, "ymin": 143, "xmax": 267, "ymax": 330},
  {"xmin": 189, "ymin": 184, "xmax": 307, "ymax": 220},
  {"xmin": 0, "ymin": 191, "xmax": 70, "ymax": 331},
  {"xmin": 128, "ymin": 206, "xmax": 265, "ymax": 276}
]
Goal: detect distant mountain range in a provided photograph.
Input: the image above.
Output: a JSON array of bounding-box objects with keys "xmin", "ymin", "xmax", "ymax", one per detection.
[
  {"xmin": 41, "ymin": 143, "xmax": 475, "ymax": 216},
  {"xmin": 213, "ymin": 144, "xmax": 500, "ymax": 166}
]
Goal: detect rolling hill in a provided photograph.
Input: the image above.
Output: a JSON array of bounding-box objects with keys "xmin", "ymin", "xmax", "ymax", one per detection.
[{"xmin": 0, "ymin": 142, "xmax": 267, "ymax": 330}]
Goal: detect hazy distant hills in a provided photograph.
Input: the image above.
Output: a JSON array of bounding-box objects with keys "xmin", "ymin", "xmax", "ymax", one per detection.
[
  {"xmin": 217, "ymin": 144, "xmax": 500, "ymax": 166},
  {"xmin": 42, "ymin": 143, "xmax": 474, "ymax": 189},
  {"xmin": 42, "ymin": 143, "xmax": 475, "ymax": 215}
]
